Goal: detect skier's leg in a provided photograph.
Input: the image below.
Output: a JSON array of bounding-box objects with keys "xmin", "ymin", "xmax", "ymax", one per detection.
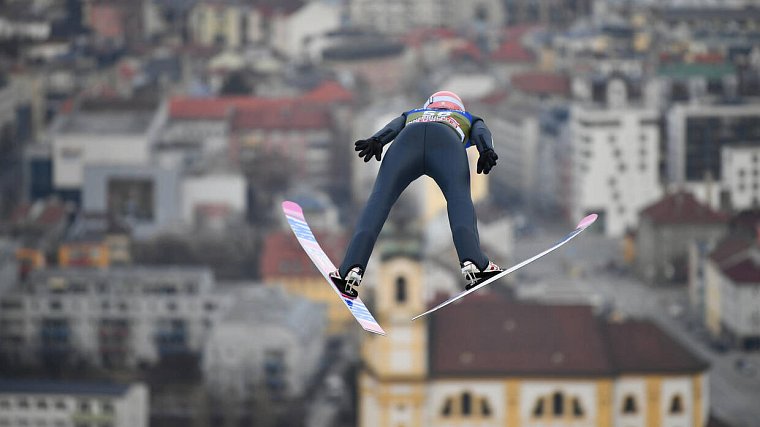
[
  {"xmin": 424, "ymin": 123, "xmax": 490, "ymax": 270},
  {"xmin": 339, "ymin": 126, "xmax": 424, "ymax": 277}
]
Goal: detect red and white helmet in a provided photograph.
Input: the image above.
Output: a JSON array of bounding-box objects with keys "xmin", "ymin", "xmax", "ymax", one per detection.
[{"xmin": 423, "ymin": 90, "xmax": 465, "ymax": 111}]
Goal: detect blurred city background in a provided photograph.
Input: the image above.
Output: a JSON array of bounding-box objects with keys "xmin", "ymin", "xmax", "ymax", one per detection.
[{"xmin": 0, "ymin": 0, "xmax": 759, "ymax": 426}]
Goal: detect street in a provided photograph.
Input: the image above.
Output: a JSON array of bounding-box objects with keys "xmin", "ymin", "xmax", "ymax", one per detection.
[{"xmin": 510, "ymin": 223, "xmax": 760, "ymax": 427}]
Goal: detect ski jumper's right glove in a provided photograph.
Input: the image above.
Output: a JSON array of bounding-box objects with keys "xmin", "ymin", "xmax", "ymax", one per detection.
[
  {"xmin": 354, "ymin": 137, "xmax": 383, "ymax": 162},
  {"xmin": 477, "ymin": 149, "xmax": 499, "ymax": 174}
]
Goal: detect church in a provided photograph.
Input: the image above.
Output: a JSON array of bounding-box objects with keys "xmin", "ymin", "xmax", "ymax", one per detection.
[{"xmin": 359, "ymin": 248, "xmax": 709, "ymax": 427}]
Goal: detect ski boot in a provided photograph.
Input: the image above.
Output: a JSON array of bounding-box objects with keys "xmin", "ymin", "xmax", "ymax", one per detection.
[
  {"xmin": 329, "ymin": 267, "xmax": 363, "ymax": 299},
  {"xmin": 461, "ymin": 261, "xmax": 503, "ymax": 290}
]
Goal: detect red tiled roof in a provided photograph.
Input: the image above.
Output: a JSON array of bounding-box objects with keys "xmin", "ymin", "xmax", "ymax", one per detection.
[
  {"xmin": 693, "ymin": 52, "xmax": 724, "ymax": 64},
  {"xmin": 502, "ymin": 24, "xmax": 539, "ymax": 41},
  {"xmin": 490, "ymin": 41, "xmax": 534, "ymax": 63},
  {"xmin": 709, "ymin": 236, "xmax": 760, "ymax": 285},
  {"xmin": 231, "ymin": 104, "xmax": 331, "ymax": 131},
  {"xmin": 478, "ymin": 89, "xmax": 509, "ymax": 105},
  {"xmin": 169, "ymin": 83, "xmax": 353, "ymax": 121},
  {"xmin": 430, "ymin": 294, "xmax": 707, "ymax": 377},
  {"xmin": 640, "ymin": 191, "xmax": 729, "ymax": 225},
  {"xmin": 402, "ymin": 27, "xmax": 458, "ymax": 48},
  {"xmin": 451, "ymin": 41, "xmax": 483, "ymax": 61},
  {"xmin": 303, "ymin": 81, "xmax": 354, "ymax": 103},
  {"xmin": 709, "ymin": 237, "xmax": 754, "ymax": 264},
  {"xmin": 8, "ymin": 201, "xmax": 67, "ymax": 226},
  {"xmin": 603, "ymin": 321, "xmax": 708, "ymax": 373},
  {"xmin": 260, "ymin": 230, "xmax": 346, "ymax": 279},
  {"xmin": 168, "ymin": 97, "xmax": 270, "ymax": 120},
  {"xmin": 722, "ymin": 258, "xmax": 760, "ymax": 284},
  {"xmin": 430, "ymin": 296, "xmax": 614, "ymax": 377},
  {"xmin": 511, "ymin": 72, "xmax": 570, "ymax": 96}
]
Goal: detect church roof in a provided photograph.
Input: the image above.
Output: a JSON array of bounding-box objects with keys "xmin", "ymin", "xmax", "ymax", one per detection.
[{"xmin": 429, "ymin": 294, "xmax": 707, "ymax": 377}]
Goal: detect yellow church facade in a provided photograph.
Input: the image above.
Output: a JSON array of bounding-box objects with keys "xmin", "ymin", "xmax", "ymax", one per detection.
[{"xmin": 359, "ymin": 253, "xmax": 710, "ymax": 427}]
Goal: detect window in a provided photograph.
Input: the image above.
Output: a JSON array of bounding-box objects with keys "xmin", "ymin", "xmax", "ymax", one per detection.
[
  {"xmin": 55, "ymin": 400, "xmax": 66, "ymax": 410},
  {"xmin": 623, "ymin": 395, "xmax": 637, "ymax": 414},
  {"xmin": 102, "ymin": 401, "xmax": 114, "ymax": 414},
  {"xmin": 19, "ymin": 398, "xmax": 29, "ymax": 409},
  {"xmin": 441, "ymin": 398, "xmax": 452, "ymax": 416},
  {"xmin": 37, "ymin": 399, "xmax": 47, "ymax": 410},
  {"xmin": 572, "ymin": 398, "xmax": 584, "ymax": 417},
  {"xmin": 669, "ymin": 395, "xmax": 683, "ymax": 414},
  {"xmin": 481, "ymin": 399, "xmax": 492, "ymax": 416},
  {"xmin": 395, "ymin": 277, "xmax": 407, "ymax": 303},
  {"xmin": 533, "ymin": 398, "xmax": 545, "ymax": 417},
  {"xmin": 461, "ymin": 392, "xmax": 472, "ymax": 416},
  {"xmin": 78, "ymin": 401, "xmax": 90, "ymax": 413},
  {"xmin": 0, "ymin": 400, "xmax": 9, "ymax": 409},
  {"xmin": 440, "ymin": 393, "xmax": 492, "ymax": 418},
  {"xmin": 552, "ymin": 392, "xmax": 564, "ymax": 416}
]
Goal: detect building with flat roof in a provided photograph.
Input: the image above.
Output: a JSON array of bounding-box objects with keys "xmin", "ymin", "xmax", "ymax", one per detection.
[{"xmin": 0, "ymin": 379, "xmax": 148, "ymax": 427}]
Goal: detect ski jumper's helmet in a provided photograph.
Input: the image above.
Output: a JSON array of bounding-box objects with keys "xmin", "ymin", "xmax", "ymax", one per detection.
[{"xmin": 423, "ymin": 91, "xmax": 465, "ymax": 111}]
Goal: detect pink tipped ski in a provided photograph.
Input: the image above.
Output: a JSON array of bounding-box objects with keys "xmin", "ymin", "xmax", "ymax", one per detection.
[
  {"xmin": 412, "ymin": 212, "xmax": 598, "ymax": 321},
  {"xmin": 577, "ymin": 213, "xmax": 598, "ymax": 230},
  {"xmin": 282, "ymin": 200, "xmax": 386, "ymax": 335}
]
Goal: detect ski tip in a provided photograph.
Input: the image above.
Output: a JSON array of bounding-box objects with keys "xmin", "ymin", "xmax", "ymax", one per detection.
[
  {"xmin": 577, "ymin": 213, "xmax": 598, "ymax": 230},
  {"xmin": 282, "ymin": 201, "xmax": 302, "ymax": 213}
]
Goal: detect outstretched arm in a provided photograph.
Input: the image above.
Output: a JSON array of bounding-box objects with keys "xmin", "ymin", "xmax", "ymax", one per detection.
[
  {"xmin": 355, "ymin": 114, "xmax": 407, "ymax": 162},
  {"xmin": 371, "ymin": 115, "xmax": 407, "ymax": 145},
  {"xmin": 470, "ymin": 115, "xmax": 495, "ymax": 153},
  {"xmin": 470, "ymin": 115, "xmax": 498, "ymax": 174}
]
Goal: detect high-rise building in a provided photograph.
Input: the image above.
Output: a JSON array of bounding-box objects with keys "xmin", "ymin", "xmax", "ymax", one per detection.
[
  {"xmin": 571, "ymin": 104, "xmax": 662, "ymax": 236},
  {"xmin": 667, "ymin": 103, "xmax": 760, "ymax": 209}
]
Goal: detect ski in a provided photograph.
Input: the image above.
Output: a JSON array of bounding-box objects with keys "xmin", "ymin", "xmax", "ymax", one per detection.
[
  {"xmin": 282, "ymin": 201, "xmax": 386, "ymax": 335},
  {"xmin": 412, "ymin": 213, "xmax": 598, "ymax": 321}
]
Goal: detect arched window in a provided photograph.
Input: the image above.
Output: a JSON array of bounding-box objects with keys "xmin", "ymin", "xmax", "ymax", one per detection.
[
  {"xmin": 395, "ymin": 276, "xmax": 407, "ymax": 303},
  {"xmin": 481, "ymin": 398, "xmax": 492, "ymax": 416},
  {"xmin": 572, "ymin": 397, "xmax": 584, "ymax": 417},
  {"xmin": 533, "ymin": 398, "xmax": 545, "ymax": 417},
  {"xmin": 440, "ymin": 392, "xmax": 492, "ymax": 419},
  {"xmin": 461, "ymin": 392, "xmax": 472, "ymax": 416},
  {"xmin": 552, "ymin": 392, "xmax": 564, "ymax": 416},
  {"xmin": 669, "ymin": 395, "xmax": 684, "ymax": 414},
  {"xmin": 623, "ymin": 395, "xmax": 638, "ymax": 414}
]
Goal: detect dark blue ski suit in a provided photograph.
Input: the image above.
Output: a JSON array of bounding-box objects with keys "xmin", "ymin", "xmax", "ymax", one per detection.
[{"xmin": 338, "ymin": 107, "xmax": 498, "ymax": 277}]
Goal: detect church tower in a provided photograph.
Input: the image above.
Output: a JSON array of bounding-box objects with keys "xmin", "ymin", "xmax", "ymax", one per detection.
[{"xmin": 359, "ymin": 236, "xmax": 428, "ymax": 427}]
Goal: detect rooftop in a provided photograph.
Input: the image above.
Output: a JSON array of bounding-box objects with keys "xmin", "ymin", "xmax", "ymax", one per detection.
[
  {"xmin": 429, "ymin": 294, "xmax": 708, "ymax": 377},
  {"xmin": 511, "ymin": 72, "xmax": 570, "ymax": 97},
  {"xmin": 0, "ymin": 380, "xmax": 131, "ymax": 396},
  {"xmin": 710, "ymin": 236, "xmax": 760, "ymax": 286},
  {"xmin": 260, "ymin": 230, "xmax": 346, "ymax": 279},
  {"xmin": 640, "ymin": 191, "xmax": 729, "ymax": 225}
]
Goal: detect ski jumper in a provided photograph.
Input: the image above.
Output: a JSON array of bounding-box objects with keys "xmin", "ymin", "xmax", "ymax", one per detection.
[{"xmin": 339, "ymin": 107, "xmax": 497, "ymax": 277}]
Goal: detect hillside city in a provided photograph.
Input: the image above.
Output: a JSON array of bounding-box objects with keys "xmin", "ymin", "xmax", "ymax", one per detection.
[{"xmin": 0, "ymin": 0, "xmax": 759, "ymax": 426}]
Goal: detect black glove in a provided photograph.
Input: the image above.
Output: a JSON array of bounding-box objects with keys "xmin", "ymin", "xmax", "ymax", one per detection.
[
  {"xmin": 477, "ymin": 149, "xmax": 498, "ymax": 174},
  {"xmin": 354, "ymin": 137, "xmax": 383, "ymax": 162}
]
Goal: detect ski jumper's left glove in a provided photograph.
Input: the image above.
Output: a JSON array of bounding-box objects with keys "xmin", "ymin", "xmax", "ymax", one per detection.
[
  {"xmin": 355, "ymin": 138, "xmax": 383, "ymax": 162},
  {"xmin": 470, "ymin": 116, "xmax": 498, "ymax": 174},
  {"xmin": 477, "ymin": 149, "xmax": 499, "ymax": 174}
]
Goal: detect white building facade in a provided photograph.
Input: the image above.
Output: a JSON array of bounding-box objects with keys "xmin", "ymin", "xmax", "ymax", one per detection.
[
  {"xmin": 202, "ymin": 286, "xmax": 326, "ymax": 400},
  {"xmin": 348, "ymin": 0, "xmax": 504, "ymax": 36},
  {"xmin": 0, "ymin": 380, "xmax": 148, "ymax": 427},
  {"xmin": 721, "ymin": 145, "xmax": 760, "ymax": 210},
  {"xmin": 51, "ymin": 101, "xmax": 167, "ymax": 192},
  {"xmin": 0, "ymin": 267, "xmax": 231, "ymax": 368},
  {"xmin": 571, "ymin": 105, "xmax": 662, "ymax": 236}
]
